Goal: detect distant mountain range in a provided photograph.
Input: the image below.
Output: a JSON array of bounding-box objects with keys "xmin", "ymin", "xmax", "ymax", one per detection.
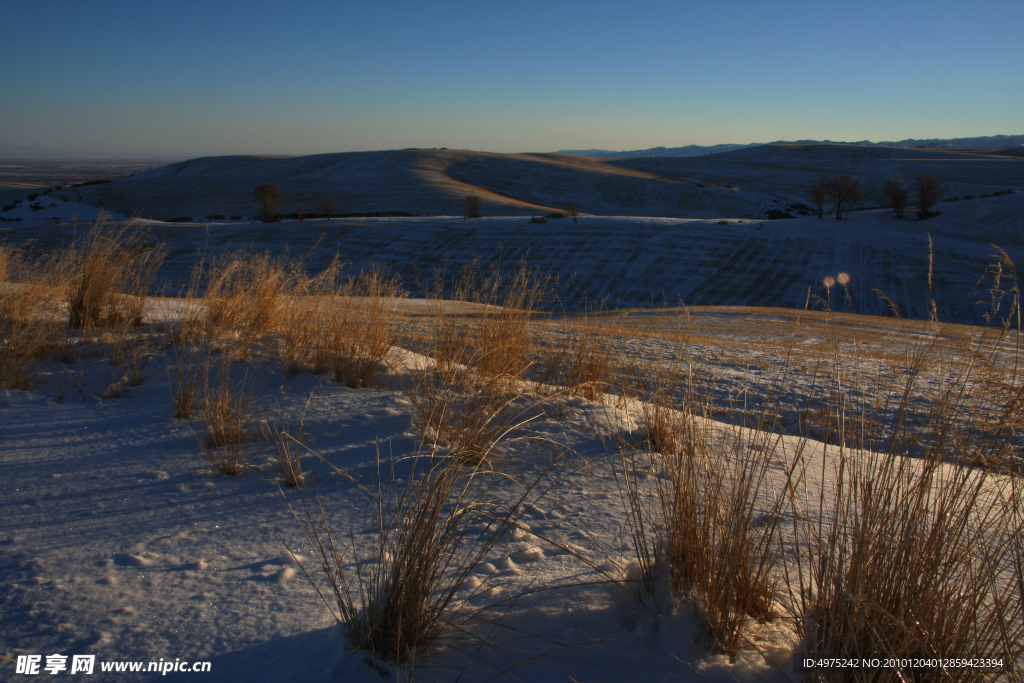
[
  {"xmin": 557, "ymin": 134, "xmax": 1024, "ymax": 158},
  {"xmin": 555, "ymin": 143, "xmax": 762, "ymax": 158}
]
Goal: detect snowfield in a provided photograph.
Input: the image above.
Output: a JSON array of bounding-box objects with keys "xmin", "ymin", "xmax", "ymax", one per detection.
[
  {"xmin": 4, "ymin": 190, "xmax": 1024, "ymax": 325},
  {"xmin": 1, "ymin": 145, "xmax": 1022, "ymax": 681},
  {"xmin": 45, "ymin": 144, "xmax": 1024, "ymax": 222},
  {"xmin": 1, "ymin": 296, "xmax": 1020, "ymax": 681}
]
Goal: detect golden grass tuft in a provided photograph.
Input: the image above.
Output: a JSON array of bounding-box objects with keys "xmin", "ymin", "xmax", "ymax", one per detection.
[
  {"xmin": 0, "ymin": 246, "xmax": 64, "ymax": 389},
  {"xmin": 203, "ymin": 251, "xmax": 292, "ymax": 358},
  {"xmin": 198, "ymin": 357, "xmax": 255, "ymax": 474},
  {"xmin": 61, "ymin": 219, "xmax": 164, "ymax": 330}
]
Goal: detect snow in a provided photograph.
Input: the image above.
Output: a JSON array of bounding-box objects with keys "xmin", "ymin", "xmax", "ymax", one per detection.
[
  {"xmin": 0, "ymin": 340, "xmax": 791, "ymax": 682},
  {"xmin": 1, "ymin": 166, "xmax": 1021, "ymax": 678},
  {"xmin": 46, "ymin": 145, "xmax": 1024, "ymax": 222},
  {"xmin": 7, "ymin": 191, "xmax": 1024, "ymax": 324},
  {"xmin": 0, "ymin": 191, "xmax": 128, "ymax": 227},
  {"xmin": 2, "ymin": 295, "xmax": 1015, "ymax": 681}
]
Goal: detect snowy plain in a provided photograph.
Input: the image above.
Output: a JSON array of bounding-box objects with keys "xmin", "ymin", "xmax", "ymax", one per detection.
[
  {"xmin": 4, "ymin": 189, "xmax": 1024, "ymax": 324},
  {"xmin": 1, "ymin": 155, "xmax": 1022, "ymax": 680}
]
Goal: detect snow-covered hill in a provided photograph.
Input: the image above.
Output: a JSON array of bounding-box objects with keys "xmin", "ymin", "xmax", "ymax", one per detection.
[
  {"xmin": 46, "ymin": 144, "xmax": 1024, "ymax": 223},
  {"xmin": 4, "ymin": 191, "xmax": 1023, "ymax": 325}
]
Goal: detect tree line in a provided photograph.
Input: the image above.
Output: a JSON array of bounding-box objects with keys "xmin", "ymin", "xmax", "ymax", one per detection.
[{"xmin": 806, "ymin": 174, "xmax": 946, "ymax": 220}]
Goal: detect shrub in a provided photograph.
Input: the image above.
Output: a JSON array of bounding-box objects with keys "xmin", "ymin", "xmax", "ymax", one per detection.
[
  {"xmin": 881, "ymin": 179, "xmax": 908, "ymax": 218},
  {"xmin": 317, "ymin": 195, "xmax": 336, "ymax": 220},
  {"xmin": 566, "ymin": 202, "xmax": 580, "ymax": 223},
  {"xmin": 255, "ymin": 183, "xmax": 281, "ymax": 222},
  {"xmin": 529, "ymin": 216, "xmax": 547, "ymax": 223},
  {"xmin": 914, "ymin": 174, "xmax": 945, "ymax": 218},
  {"xmin": 462, "ymin": 195, "xmax": 481, "ymax": 222}
]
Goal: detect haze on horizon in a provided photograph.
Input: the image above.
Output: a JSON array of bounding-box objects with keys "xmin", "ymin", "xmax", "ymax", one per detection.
[{"xmin": 1, "ymin": 0, "xmax": 1021, "ymax": 158}]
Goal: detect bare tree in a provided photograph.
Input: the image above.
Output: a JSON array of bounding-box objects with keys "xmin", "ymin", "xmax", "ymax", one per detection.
[
  {"xmin": 566, "ymin": 202, "xmax": 580, "ymax": 223},
  {"xmin": 806, "ymin": 177, "xmax": 829, "ymax": 219},
  {"xmin": 254, "ymin": 184, "xmax": 281, "ymax": 222},
  {"xmin": 826, "ymin": 175, "xmax": 861, "ymax": 220},
  {"xmin": 296, "ymin": 204, "xmax": 306, "ymax": 221},
  {"xmin": 463, "ymin": 195, "xmax": 481, "ymax": 222},
  {"xmin": 318, "ymin": 195, "xmax": 336, "ymax": 220},
  {"xmin": 881, "ymin": 179, "xmax": 908, "ymax": 218},
  {"xmin": 914, "ymin": 175, "xmax": 945, "ymax": 218}
]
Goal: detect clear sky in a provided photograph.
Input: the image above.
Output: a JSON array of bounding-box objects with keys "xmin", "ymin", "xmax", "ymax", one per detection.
[{"xmin": 1, "ymin": 0, "xmax": 1021, "ymax": 157}]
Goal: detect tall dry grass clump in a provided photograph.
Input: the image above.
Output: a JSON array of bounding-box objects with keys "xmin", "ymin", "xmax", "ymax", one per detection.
[
  {"xmin": 614, "ymin": 357, "xmax": 788, "ymax": 656},
  {"xmin": 288, "ymin": 411, "xmax": 553, "ymax": 666},
  {"xmin": 169, "ymin": 342, "xmax": 206, "ymax": 418},
  {"xmin": 60, "ymin": 219, "xmax": 164, "ymax": 330},
  {"xmin": 0, "ymin": 245, "xmax": 65, "ymax": 389},
  {"xmin": 261, "ymin": 395, "xmax": 315, "ymax": 487},
  {"xmin": 198, "ymin": 356, "xmax": 256, "ymax": 474},
  {"xmin": 326, "ymin": 267, "xmax": 403, "ymax": 389},
  {"xmin": 429, "ymin": 259, "xmax": 547, "ymax": 384},
  {"xmin": 402, "ymin": 353, "xmax": 543, "ymax": 465},
  {"xmin": 785, "ymin": 261, "xmax": 1024, "ymax": 679},
  {"xmin": 532, "ymin": 313, "xmax": 614, "ymax": 401},
  {"xmin": 203, "ymin": 251, "xmax": 293, "ymax": 357},
  {"xmin": 274, "ymin": 260, "xmax": 403, "ymax": 388}
]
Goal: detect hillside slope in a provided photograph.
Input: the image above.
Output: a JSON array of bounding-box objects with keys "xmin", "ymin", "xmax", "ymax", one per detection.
[
  {"xmin": 52, "ymin": 145, "xmax": 1024, "ymax": 222},
  {"xmin": 7, "ymin": 191, "xmax": 1023, "ymax": 324}
]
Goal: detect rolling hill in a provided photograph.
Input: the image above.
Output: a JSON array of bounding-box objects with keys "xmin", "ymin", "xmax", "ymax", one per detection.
[{"xmin": 51, "ymin": 144, "xmax": 1024, "ymax": 222}]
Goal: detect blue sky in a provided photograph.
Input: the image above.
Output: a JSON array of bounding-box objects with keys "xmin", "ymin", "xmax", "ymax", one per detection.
[{"xmin": 1, "ymin": 0, "xmax": 1021, "ymax": 156}]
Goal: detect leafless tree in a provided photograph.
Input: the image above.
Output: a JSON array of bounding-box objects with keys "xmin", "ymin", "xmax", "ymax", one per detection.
[
  {"xmin": 566, "ymin": 202, "xmax": 580, "ymax": 223},
  {"xmin": 318, "ymin": 195, "xmax": 336, "ymax": 220},
  {"xmin": 914, "ymin": 175, "xmax": 945, "ymax": 218},
  {"xmin": 881, "ymin": 179, "xmax": 908, "ymax": 218},
  {"xmin": 826, "ymin": 175, "xmax": 861, "ymax": 220},
  {"xmin": 296, "ymin": 204, "xmax": 306, "ymax": 221},
  {"xmin": 254, "ymin": 184, "xmax": 281, "ymax": 222},
  {"xmin": 463, "ymin": 195, "xmax": 481, "ymax": 222},
  {"xmin": 806, "ymin": 177, "xmax": 829, "ymax": 219}
]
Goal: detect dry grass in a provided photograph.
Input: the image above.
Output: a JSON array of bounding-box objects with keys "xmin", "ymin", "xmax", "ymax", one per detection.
[
  {"xmin": 327, "ymin": 268, "xmax": 403, "ymax": 389},
  {"xmin": 170, "ymin": 343, "xmax": 205, "ymax": 419},
  {"xmin": 60, "ymin": 219, "xmax": 164, "ymax": 330},
  {"xmin": 430, "ymin": 259, "xmax": 547, "ymax": 383},
  {"xmin": 286, "ymin": 408, "xmax": 554, "ymax": 666},
  {"xmin": 261, "ymin": 394, "xmax": 316, "ymax": 487},
  {"xmin": 273, "ymin": 260, "xmax": 403, "ymax": 387},
  {"xmin": 0, "ymin": 247, "xmax": 65, "ymax": 389},
  {"xmin": 5, "ymin": 220, "xmax": 1024, "ymax": 675},
  {"xmin": 531, "ymin": 315, "xmax": 614, "ymax": 401},
  {"xmin": 198, "ymin": 357, "xmax": 256, "ymax": 474},
  {"xmin": 203, "ymin": 251, "xmax": 293, "ymax": 358},
  {"xmin": 784, "ymin": 318, "xmax": 1024, "ymax": 679},
  {"xmin": 614, "ymin": 357, "xmax": 787, "ymax": 656}
]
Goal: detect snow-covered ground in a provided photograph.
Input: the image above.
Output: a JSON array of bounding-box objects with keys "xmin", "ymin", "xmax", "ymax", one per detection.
[
  {"xmin": 5, "ymin": 190, "xmax": 1023, "ymax": 324},
  {"xmin": 0, "ymin": 191, "xmax": 129, "ymax": 227},
  {"xmin": 46, "ymin": 144, "xmax": 1024, "ymax": 221},
  {"xmin": 1, "ymin": 298, "xmax": 1017, "ymax": 682},
  {"xmin": 0, "ymin": 329, "xmax": 782, "ymax": 682}
]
